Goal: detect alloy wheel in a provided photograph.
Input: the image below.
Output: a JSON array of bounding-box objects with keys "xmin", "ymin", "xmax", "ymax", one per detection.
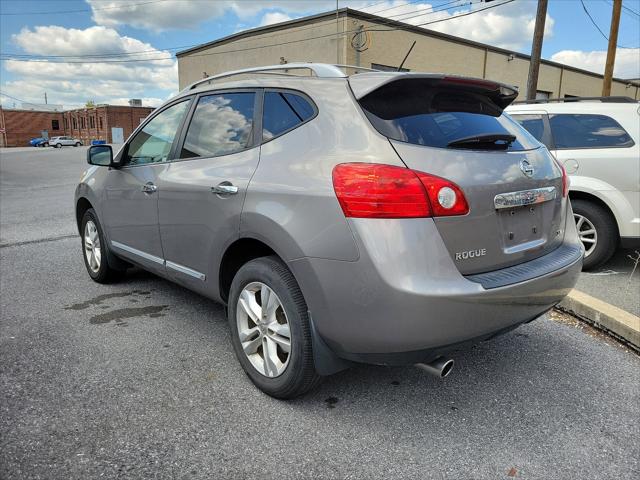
[
  {"xmin": 236, "ymin": 282, "xmax": 291, "ymax": 378},
  {"xmin": 84, "ymin": 220, "xmax": 102, "ymax": 273},
  {"xmin": 574, "ymin": 213, "xmax": 597, "ymax": 258}
]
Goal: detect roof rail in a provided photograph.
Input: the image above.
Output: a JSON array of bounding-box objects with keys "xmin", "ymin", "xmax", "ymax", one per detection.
[
  {"xmin": 513, "ymin": 96, "xmax": 638, "ymax": 105},
  {"xmin": 184, "ymin": 63, "xmax": 351, "ymax": 91}
]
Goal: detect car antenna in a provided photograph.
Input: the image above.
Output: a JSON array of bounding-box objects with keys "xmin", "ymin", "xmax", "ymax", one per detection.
[{"xmin": 397, "ymin": 41, "xmax": 416, "ymax": 72}]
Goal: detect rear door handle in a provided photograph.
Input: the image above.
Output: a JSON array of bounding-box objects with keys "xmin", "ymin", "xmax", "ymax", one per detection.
[
  {"xmin": 211, "ymin": 183, "xmax": 239, "ymax": 195},
  {"xmin": 141, "ymin": 182, "xmax": 157, "ymax": 194}
]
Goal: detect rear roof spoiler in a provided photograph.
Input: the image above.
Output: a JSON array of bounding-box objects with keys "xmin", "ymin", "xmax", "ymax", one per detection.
[{"xmin": 349, "ymin": 73, "xmax": 519, "ymax": 110}]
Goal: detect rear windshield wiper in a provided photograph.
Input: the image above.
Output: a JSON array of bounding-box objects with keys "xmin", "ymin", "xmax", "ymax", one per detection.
[{"xmin": 447, "ymin": 133, "xmax": 516, "ymax": 150}]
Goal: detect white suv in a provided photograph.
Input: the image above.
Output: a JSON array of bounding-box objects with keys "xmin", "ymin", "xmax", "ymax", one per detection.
[
  {"xmin": 49, "ymin": 136, "xmax": 83, "ymax": 148},
  {"xmin": 507, "ymin": 98, "xmax": 639, "ymax": 269}
]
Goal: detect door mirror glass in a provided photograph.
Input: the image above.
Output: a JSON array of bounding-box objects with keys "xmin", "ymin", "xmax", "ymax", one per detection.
[{"xmin": 87, "ymin": 145, "xmax": 113, "ymax": 166}]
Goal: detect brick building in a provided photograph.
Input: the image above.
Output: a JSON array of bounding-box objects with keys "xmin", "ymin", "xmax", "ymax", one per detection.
[
  {"xmin": 0, "ymin": 104, "xmax": 155, "ymax": 147},
  {"xmin": 0, "ymin": 108, "xmax": 65, "ymax": 147}
]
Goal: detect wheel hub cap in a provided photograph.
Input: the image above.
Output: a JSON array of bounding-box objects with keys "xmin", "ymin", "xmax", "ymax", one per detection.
[
  {"xmin": 236, "ymin": 282, "xmax": 291, "ymax": 378},
  {"xmin": 84, "ymin": 220, "xmax": 101, "ymax": 273},
  {"xmin": 574, "ymin": 213, "xmax": 597, "ymax": 258}
]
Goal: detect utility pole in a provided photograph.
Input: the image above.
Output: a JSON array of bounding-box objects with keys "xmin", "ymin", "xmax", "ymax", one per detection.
[
  {"xmin": 44, "ymin": 92, "xmax": 48, "ymax": 104},
  {"xmin": 602, "ymin": 0, "xmax": 622, "ymax": 96},
  {"xmin": 336, "ymin": 0, "xmax": 340, "ymax": 64},
  {"xmin": 526, "ymin": 0, "xmax": 548, "ymax": 100}
]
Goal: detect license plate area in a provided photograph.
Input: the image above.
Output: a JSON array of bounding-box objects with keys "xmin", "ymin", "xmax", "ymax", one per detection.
[{"xmin": 498, "ymin": 204, "xmax": 548, "ymax": 253}]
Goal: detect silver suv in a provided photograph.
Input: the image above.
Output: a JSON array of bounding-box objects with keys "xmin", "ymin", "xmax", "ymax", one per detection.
[
  {"xmin": 50, "ymin": 136, "xmax": 82, "ymax": 148},
  {"xmin": 76, "ymin": 64, "xmax": 583, "ymax": 398}
]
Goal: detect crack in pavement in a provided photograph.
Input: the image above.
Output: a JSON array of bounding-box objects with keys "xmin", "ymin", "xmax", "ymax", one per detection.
[{"xmin": 0, "ymin": 234, "xmax": 78, "ymax": 249}]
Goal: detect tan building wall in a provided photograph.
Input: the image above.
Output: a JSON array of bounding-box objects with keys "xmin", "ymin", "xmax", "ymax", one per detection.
[
  {"xmin": 177, "ymin": 9, "xmax": 639, "ymax": 101},
  {"xmin": 178, "ymin": 16, "xmax": 350, "ymax": 89}
]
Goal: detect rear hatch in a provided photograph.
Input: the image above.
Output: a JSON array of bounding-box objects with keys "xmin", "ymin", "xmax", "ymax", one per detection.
[{"xmin": 352, "ymin": 74, "xmax": 567, "ymax": 275}]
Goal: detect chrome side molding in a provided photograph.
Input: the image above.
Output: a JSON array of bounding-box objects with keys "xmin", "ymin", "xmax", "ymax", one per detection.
[
  {"xmin": 494, "ymin": 186, "xmax": 557, "ymax": 210},
  {"xmin": 165, "ymin": 260, "xmax": 206, "ymax": 281},
  {"xmin": 111, "ymin": 241, "xmax": 206, "ymax": 281},
  {"xmin": 111, "ymin": 241, "xmax": 164, "ymax": 265}
]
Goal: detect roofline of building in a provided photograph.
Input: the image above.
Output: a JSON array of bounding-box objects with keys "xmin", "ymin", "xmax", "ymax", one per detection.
[
  {"xmin": 176, "ymin": 8, "xmax": 351, "ymax": 57},
  {"xmin": 176, "ymin": 7, "xmax": 639, "ymax": 87},
  {"xmin": 0, "ymin": 105, "xmax": 155, "ymax": 113}
]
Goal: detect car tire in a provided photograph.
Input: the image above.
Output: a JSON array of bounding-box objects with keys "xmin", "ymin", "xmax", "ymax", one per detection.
[
  {"xmin": 80, "ymin": 208, "xmax": 124, "ymax": 284},
  {"xmin": 43, "ymin": 142, "xmax": 49, "ymax": 147},
  {"xmin": 572, "ymin": 199, "xmax": 618, "ymax": 271},
  {"xmin": 75, "ymin": 142, "xmax": 81, "ymax": 147},
  {"xmin": 228, "ymin": 255, "xmax": 322, "ymax": 399},
  {"xmin": 56, "ymin": 143, "xmax": 62, "ymax": 148}
]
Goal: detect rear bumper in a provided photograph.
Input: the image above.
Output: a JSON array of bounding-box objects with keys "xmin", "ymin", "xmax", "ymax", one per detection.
[{"xmin": 289, "ymin": 213, "xmax": 583, "ymax": 365}]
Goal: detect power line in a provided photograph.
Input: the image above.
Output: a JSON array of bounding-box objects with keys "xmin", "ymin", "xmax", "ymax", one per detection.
[
  {"xmin": 1, "ymin": 0, "xmax": 496, "ymax": 64},
  {"xmin": 0, "ymin": 0, "xmax": 469, "ymax": 60},
  {"xmin": 0, "ymin": 0, "xmax": 169, "ymax": 16},
  {"xmin": 605, "ymin": 0, "xmax": 640, "ymax": 18},
  {"xmin": 580, "ymin": 0, "xmax": 637, "ymax": 48}
]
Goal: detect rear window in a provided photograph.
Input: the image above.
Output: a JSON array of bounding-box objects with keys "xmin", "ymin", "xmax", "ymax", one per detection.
[
  {"xmin": 359, "ymin": 81, "xmax": 539, "ymax": 151},
  {"xmin": 180, "ymin": 92, "xmax": 255, "ymax": 159},
  {"xmin": 549, "ymin": 114, "xmax": 634, "ymax": 149},
  {"xmin": 510, "ymin": 114, "xmax": 545, "ymax": 142}
]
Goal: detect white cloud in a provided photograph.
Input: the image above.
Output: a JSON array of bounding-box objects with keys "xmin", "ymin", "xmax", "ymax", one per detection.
[
  {"xmin": 360, "ymin": 1, "xmax": 554, "ymax": 52},
  {"xmin": 259, "ymin": 12, "xmax": 294, "ymax": 27},
  {"xmin": 87, "ymin": 0, "xmax": 336, "ymax": 31},
  {"xmin": 3, "ymin": 26, "xmax": 177, "ymax": 107},
  {"xmin": 109, "ymin": 97, "xmax": 166, "ymax": 107},
  {"xmin": 551, "ymin": 48, "xmax": 640, "ymax": 79}
]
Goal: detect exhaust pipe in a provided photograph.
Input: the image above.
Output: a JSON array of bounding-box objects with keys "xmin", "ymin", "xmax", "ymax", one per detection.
[{"xmin": 415, "ymin": 356, "xmax": 454, "ymax": 378}]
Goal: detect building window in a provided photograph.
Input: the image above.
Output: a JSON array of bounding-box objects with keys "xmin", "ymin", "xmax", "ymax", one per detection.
[
  {"xmin": 372, "ymin": 63, "xmax": 410, "ymax": 72},
  {"xmin": 99, "ymin": 117, "xmax": 103, "ymax": 129},
  {"xmin": 81, "ymin": 117, "xmax": 86, "ymax": 129},
  {"xmin": 89, "ymin": 116, "xmax": 95, "ymax": 129},
  {"xmin": 73, "ymin": 117, "xmax": 77, "ymax": 129},
  {"xmin": 52, "ymin": 119, "xmax": 60, "ymax": 130},
  {"xmin": 63, "ymin": 117, "xmax": 68, "ymax": 129}
]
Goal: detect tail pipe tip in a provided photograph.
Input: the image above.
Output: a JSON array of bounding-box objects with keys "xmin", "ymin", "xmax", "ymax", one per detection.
[{"xmin": 415, "ymin": 356, "xmax": 454, "ymax": 378}]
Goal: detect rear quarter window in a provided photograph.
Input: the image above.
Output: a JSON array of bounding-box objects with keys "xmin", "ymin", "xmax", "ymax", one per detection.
[
  {"xmin": 549, "ymin": 113, "xmax": 635, "ymax": 149},
  {"xmin": 359, "ymin": 83, "xmax": 538, "ymax": 151},
  {"xmin": 262, "ymin": 91, "xmax": 315, "ymax": 141}
]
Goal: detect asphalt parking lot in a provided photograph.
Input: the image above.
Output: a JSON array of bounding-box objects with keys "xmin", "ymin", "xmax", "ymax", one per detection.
[{"xmin": 1, "ymin": 146, "xmax": 639, "ymax": 479}]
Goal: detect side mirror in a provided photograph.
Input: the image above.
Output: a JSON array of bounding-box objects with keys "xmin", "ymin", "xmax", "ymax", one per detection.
[{"xmin": 87, "ymin": 145, "xmax": 115, "ymax": 167}]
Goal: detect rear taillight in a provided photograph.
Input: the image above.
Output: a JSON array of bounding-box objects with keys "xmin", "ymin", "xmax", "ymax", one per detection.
[
  {"xmin": 553, "ymin": 158, "xmax": 569, "ymax": 197},
  {"xmin": 332, "ymin": 163, "xmax": 469, "ymax": 219},
  {"xmin": 415, "ymin": 171, "xmax": 470, "ymax": 216}
]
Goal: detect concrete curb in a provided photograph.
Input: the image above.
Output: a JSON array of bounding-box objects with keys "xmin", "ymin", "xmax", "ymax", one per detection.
[{"xmin": 557, "ymin": 289, "xmax": 640, "ymax": 353}]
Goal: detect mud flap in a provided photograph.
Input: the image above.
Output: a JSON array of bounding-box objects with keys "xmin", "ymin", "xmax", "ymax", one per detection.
[{"xmin": 308, "ymin": 311, "xmax": 352, "ymax": 376}]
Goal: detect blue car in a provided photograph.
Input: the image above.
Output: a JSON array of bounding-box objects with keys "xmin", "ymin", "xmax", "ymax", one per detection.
[{"xmin": 29, "ymin": 137, "xmax": 49, "ymax": 147}]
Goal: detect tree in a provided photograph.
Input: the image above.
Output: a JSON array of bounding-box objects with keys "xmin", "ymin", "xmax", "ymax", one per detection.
[{"xmin": 85, "ymin": 100, "xmax": 96, "ymax": 108}]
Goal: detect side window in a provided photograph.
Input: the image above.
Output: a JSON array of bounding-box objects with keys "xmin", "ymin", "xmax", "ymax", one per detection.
[
  {"xmin": 127, "ymin": 100, "xmax": 190, "ymax": 166},
  {"xmin": 549, "ymin": 114, "xmax": 635, "ymax": 149},
  {"xmin": 511, "ymin": 114, "xmax": 546, "ymax": 144},
  {"xmin": 180, "ymin": 92, "xmax": 255, "ymax": 159},
  {"xmin": 262, "ymin": 91, "xmax": 315, "ymax": 141}
]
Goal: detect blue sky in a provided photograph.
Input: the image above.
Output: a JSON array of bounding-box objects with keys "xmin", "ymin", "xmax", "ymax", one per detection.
[{"xmin": 1, "ymin": 0, "xmax": 638, "ymax": 109}]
